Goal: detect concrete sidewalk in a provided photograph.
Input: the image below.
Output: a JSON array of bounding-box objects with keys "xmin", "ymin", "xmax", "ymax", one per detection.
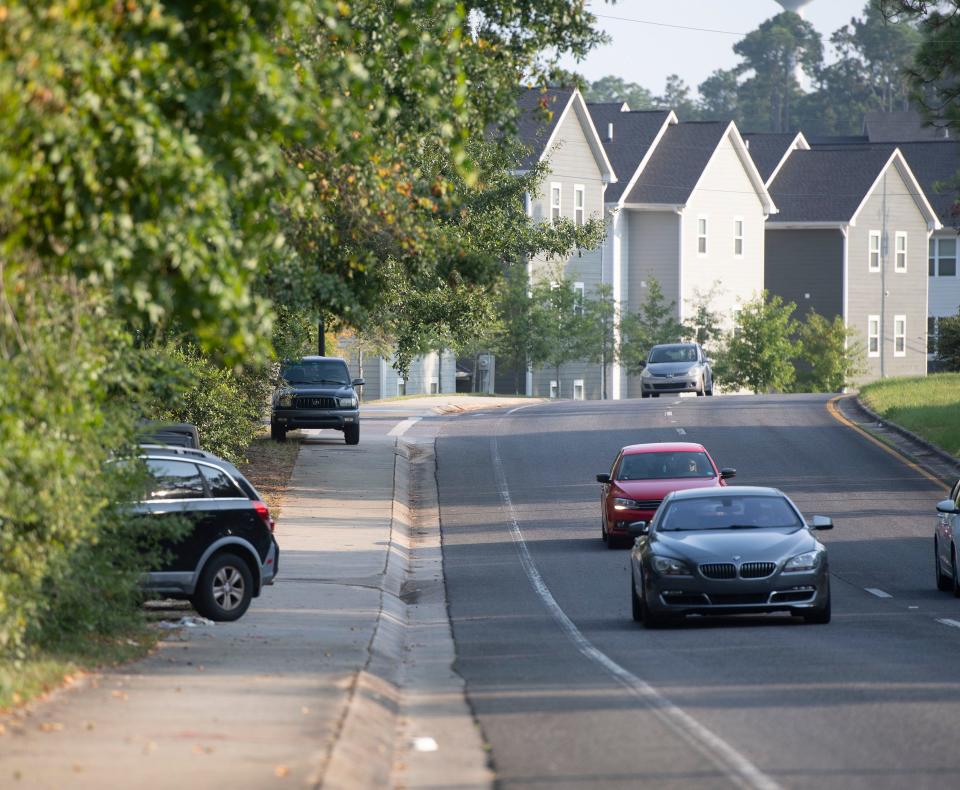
[{"xmin": 0, "ymin": 418, "xmax": 493, "ymax": 787}]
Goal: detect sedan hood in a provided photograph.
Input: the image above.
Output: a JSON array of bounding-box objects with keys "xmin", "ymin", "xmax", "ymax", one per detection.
[
  {"xmin": 652, "ymin": 528, "xmax": 815, "ymax": 563},
  {"xmin": 646, "ymin": 362, "xmax": 700, "ymax": 376},
  {"xmin": 615, "ymin": 479, "xmax": 719, "ymax": 498}
]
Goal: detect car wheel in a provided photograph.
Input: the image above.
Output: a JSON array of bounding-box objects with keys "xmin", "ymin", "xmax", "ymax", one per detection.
[
  {"xmin": 192, "ymin": 553, "xmax": 254, "ymax": 622},
  {"xmin": 641, "ymin": 583, "xmax": 669, "ymax": 629},
  {"xmin": 344, "ymin": 424, "xmax": 360, "ymax": 445},
  {"xmin": 696, "ymin": 376, "xmax": 705, "ymax": 396},
  {"xmin": 936, "ymin": 538, "xmax": 952, "ymax": 591},
  {"xmin": 270, "ymin": 421, "xmax": 286, "ymax": 442},
  {"xmin": 802, "ymin": 595, "xmax": 831, "ymax": 624},
  {"xmin": 601, "ymin": 514, "xmax": 608, "ymax": 543},
  {"xmin": 641, "ymin": 392, "xmax": 650, "ymax": 399},
  {"xmin": 607, "ymin": 532, "xmax": 622, "ymax": 549},
  {"xmin": 651, "ymin": 393, "xmax": 660, "ymax": 399},
  {"xmin": 631, "ymin": 573, "xmax": 642, "ymax": 622}
]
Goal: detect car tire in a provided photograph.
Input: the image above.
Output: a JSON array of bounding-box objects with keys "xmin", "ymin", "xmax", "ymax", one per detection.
[
  {"xmin": 270, "ymin": 421, "xmax": 286, "ymax": 442},
  {"xmin": 802, "ymin": 596, "xmax": 831, "ymax": 624},
  {"xmin": 696, "ymin": 377, "xmax": 705, "ymax": 396},
  {"xmin": 641, "ymin": 584, "xmax": 669, "ymax": 629},
  {"xmin": 631, "ymin": 573, "xmax": 643, "ymax": 622},
  {"xmin": 192, "ymin": 552, "xmax": 254, "ymax": 622},
  {"xmin": 936, "ymin": 538, "xmax": 952, "ymax": 591},
  {"xmin": 705, "ymin": 382, "xmax": 714, "ymax": 396},
  {"xmin": 641, "ymin": 392, "xmax": 650, "ymax": 399},
  {"xmin": 607, "ymin": 533, "xmax": 622, "ymax": 550},
  {"xmin": 651, "ymin": 393, "xmax": 660, "ymax": 399},
  {"xmin": 601, "ymin": 515, "xmax": 608, "ymax": 543},
  {"xmin": 344, "ymin": 424, "xmax": 360, "ymax": 445}
]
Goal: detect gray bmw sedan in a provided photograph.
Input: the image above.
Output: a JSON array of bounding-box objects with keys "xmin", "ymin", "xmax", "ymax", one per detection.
[{"xmin": 628, "ymin": 486, "xmax": 832, "ymax": 628}]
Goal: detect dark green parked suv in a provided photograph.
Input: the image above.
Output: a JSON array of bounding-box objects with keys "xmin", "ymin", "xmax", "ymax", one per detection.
[{"xmin": 270, "ymin": 356, "xmax": 364, "ymax": 444}]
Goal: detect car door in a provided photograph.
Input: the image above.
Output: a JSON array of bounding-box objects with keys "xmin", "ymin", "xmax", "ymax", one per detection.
[
  {"xmin": 197, "ymin": 462, "xmax": 268, "ymax": 562},
  {"xmin": 141, "ymin": 458, "xmax": 211, "ymax": 573}
]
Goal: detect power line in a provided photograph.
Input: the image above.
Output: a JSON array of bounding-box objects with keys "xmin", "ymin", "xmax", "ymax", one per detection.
[{"xmin": 591, "ymin": 12, "xmax": 745, "ymax": 37}]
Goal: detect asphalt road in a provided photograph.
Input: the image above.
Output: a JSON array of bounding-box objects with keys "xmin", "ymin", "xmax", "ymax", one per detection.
[{"xmin": 436, "ymin": 394, "xmax": 958, "ymax": 789}]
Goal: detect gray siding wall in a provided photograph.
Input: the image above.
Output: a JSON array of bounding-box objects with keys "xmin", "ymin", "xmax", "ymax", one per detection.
[
  {"xmin": 624, "ymin": 210, "xmax": 679, "ymax": 399},
  {"xmin": 370, "ymin": 351, "xmax": 456, "ymax": 399},
  {"xmin": 765, "ymin": 229, "xmax": 844, "ymax": 321},
  {"xmin": 847, "ymin": 166, "xmax": 929, "ymax": 382}
]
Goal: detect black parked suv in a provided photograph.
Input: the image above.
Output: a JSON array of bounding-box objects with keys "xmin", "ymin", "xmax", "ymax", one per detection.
[
  {"xmin": 136, "ymin": 447, "xmax": 279, "ymax": 621},
  {"xmin": 271, "ymin": 356, "xmax": 364, "ymax": 444}
]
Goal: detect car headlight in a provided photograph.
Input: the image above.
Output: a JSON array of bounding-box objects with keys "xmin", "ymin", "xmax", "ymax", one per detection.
[
  {"xmin": 613, "ymin": 497, "xmax": 643, "ymax": 511},
  {"xmin": 652, "ymin": 556, "xmax": 692, "ymax": 576},
  {"xmin": 278, "ymin": 394, "xmax": 293, "ymax": 407},
  {"xmin": 783, "ymin": 550, "xmax": 820, "ymax": 573},
  {"xmin": 641, "ymin": 367, "xmax": 652, "ymax": 377},
  {"xmin": 685, "ymin": 365, "xmax": 700, "ymax": 375},
  {"xmin": 337, "ymin": 395, "xmax": 358, "ymax": 408}
]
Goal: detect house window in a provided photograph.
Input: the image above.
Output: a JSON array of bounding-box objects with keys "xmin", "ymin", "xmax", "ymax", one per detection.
[
  {"xmin": 734, "ymin": 218, "xmax": 744, "ymax": 257},
  {"xmin": 573, "ymin": 379, "xmax": 585, "ymax": 401},
  {"xmin": 928, "ymin": 316, "xmax": 940, "ymax": 354},
  {"xmin": 930, "ymin": 237, "xmax": 957, "ymax": 277},
  {"xmin": 697, "ymin": 216, "xmax": 708, "ymax": 255},
  {"xmin": 895, "ymin": 232, "xmax": 907, "ymax": 272},
  {"xmin": 573, "ymin": 281, "xmax": 585, "ymax": 317},
  {"xmin": 574, "ymin": 185, "xmax": 585, "ymax": 227},
  {"xmin": 550, "ymin": 183, "xmax": 561, "ymax": 223},
  {"xmin": 868, "ymin": 315, "xmax": 880, "ymax": 357},
  {"xmin": 398, "ymin": 377, "xmax": 406, "ymax": 396},
  {"xmin": 550, "ymin": 380, "xmax": 559, "ymax": 399},
  {"xmin": 869, "ymin": 231, "xmax": 881, "ymax": 272},
  {"xmin": 894, "ymin": 315, "xmax": 906, "ymax": 357}
]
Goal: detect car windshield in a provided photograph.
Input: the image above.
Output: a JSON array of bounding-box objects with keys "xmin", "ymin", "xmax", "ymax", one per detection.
[
  {"xmin": 648, "ymin": 345, "xmax": 698, "ymax": 364},
  {"xmin": 617, "ymin": 451, "xmax": 714, "ymax": 480},
  {"xmin": 281, "ymin": 360, "xmax": 350, "ymax": 385},
  {"xmin": 658, "ymin": 495, "xmax": 802, "ymax": 531}
]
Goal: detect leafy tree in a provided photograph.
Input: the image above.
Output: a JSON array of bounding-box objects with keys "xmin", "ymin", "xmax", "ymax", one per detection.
[
  {"xmin": 585, "ymin": 76, "xmax": 656, "ymax": 110},
  {"xmin": 794, "ymin": 310, "xmax": 866, "ymax": 392},
  {"xmin": 619, "ymin": 278, "xmax": 687, "ymax": 376},
  {"xmin": 684, "ymin": 287, "xmax": 724, "ymax": 351},
  {"xmin": 527, "ymin": 273, "xmax": 593, "ymax": 398},
  {"xmin": 580, "ymin": 284, "xmax": 618, "ymax": 399},
  {"xmin": 714, "ymin": 292, "xmax": 801, "ymax": 393},
  {"xmin": 697, "ymin": 69, "xmax": 742, "ymax": 122},
  {"xmin": 658, "ymin": 74, "xmax": 699, "ymax": 119},
  {"xmin": 937, "ymin": 311, "xmax": 960, "ymax": 371}
]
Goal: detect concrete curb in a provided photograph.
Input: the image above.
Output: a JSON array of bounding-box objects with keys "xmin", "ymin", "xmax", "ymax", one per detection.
[{"xmin": 854, "ymin": 395, "xmax": 960, "ymax": 471}]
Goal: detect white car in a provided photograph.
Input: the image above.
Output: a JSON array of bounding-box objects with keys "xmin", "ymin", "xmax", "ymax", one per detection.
[{"xmin": 933, "ymin": 479, "xmax": 960, "ymax": 593}]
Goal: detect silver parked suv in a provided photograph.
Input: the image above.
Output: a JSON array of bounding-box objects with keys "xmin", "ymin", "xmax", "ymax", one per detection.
[{"xmin": 640, "ymin": 343, "xmax": 713, "ymax": 398}]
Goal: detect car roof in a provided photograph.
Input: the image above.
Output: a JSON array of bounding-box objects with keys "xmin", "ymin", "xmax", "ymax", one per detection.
[
  {"xmin": 668, "ymin": 485, "xmax": 784, "ymax": 500},
  {"xmin": 650, "ymin": 343, "xmax": 697, "ymax": 349},
  {"xmin": 621, "ymin": 442, "xmax": 709, "ymax": 455},
  {"xmin": 284, "ymin": 356, "xmax": 347, "ymax": 363},
  {"xmin": 139, "ymin": 446, "xmax": 262, "ymax": 501}
]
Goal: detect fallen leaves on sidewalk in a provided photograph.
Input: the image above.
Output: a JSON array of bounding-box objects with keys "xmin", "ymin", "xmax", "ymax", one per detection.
[{"xmin": 274, "ymin": 764, "xmax": 290, "ymax": 778}]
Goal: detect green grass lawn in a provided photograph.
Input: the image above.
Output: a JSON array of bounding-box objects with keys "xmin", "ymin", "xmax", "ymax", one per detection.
[{"xmin": 859, "ymin": 373, "xmax": 960, "ymax": 457}]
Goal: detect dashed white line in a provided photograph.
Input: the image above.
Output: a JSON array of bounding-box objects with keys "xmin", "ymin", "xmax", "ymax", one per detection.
[
  {"xmin": 676, "ymin": 428, "xmax": 687, "ymax": 436},
  {"xmin": 490, "ymin": 418, "xmax": 781, "ymax": 790},
  {"xmin": 865, "ymin": 588, "xmax": 892, "ymax": 599},
  {"xmin": 387, "ymin": 417, "xmax": 421, "ymax": 437},
  {"xmin": 937, "ymin": 618, "xmax": 960, "ymax": 629},
  {"xmin": 665, "ymin": 411, "xmax": 673, "ymax": 417}
]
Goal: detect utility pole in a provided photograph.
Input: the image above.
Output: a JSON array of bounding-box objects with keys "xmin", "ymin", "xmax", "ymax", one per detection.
[
  {"xmin": 318, "ymin": 317, "xmax": 325, "ymax": 356},
  {"xmin": 880, "ymin": 174, "xmax": 887, "ymax": 379}
]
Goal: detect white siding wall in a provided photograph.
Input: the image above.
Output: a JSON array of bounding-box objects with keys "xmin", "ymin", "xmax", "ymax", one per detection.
[
  {"xmin": 680, "ymin": 133, "xmax": 766, "ymax": 330},
  {"xmin": 929, "ymin": 229, "xmax": 960, "ymax": 318}
]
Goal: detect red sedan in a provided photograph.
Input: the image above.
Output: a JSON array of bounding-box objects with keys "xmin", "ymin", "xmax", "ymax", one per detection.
[{"xmin": 596, "ymin": 442, "xmax": 736, "ymax": 548}]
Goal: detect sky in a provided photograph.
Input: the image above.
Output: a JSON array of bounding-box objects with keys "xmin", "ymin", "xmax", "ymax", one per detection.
[{"xmin": 558, "ymin": 0, "xmax": 871, "ymax": 97}]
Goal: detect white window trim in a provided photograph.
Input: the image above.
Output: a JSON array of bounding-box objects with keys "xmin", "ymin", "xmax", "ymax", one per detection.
[
  {"xmin": 550, "ymin": 182, "xmax": 562, "ymax": 223},
  {"xmin": 895, "ymin": 231, "xmax": 907, "ymax": 272},
  {"xmin": 868, "ymin": 315, "xmax": 880, "ymax": 358},
  {"xmin": 697, "ymin": 215, "xmax": 708, "ymax": 256},
  {"xmin": 549, "ymin": 380, "xmax": 559, "ymax": 399},
  {"xmin": 573, "ymin": 184, "xmax": 585, "ymax": 227},
  {"xmin": 894, "ymin": 314, "xmax": 907, "ymax": 357},
  {"xmin": 573, "ymin": 281, "xmax": 585, "ymax": 317},
  {"xmin": 733, "ymin": 216, "xmax": 744, "ymax": 258},
  {"xmin": 573, "ymin": 379, "xmax": 585, "ymax": 401},
  {"xmin": 868, "ymin": 231, "xmax": 881, "ymax": 272},
  {"xmin": 930, "ymin": 237, "xmax": 957, "ymax": 277}
]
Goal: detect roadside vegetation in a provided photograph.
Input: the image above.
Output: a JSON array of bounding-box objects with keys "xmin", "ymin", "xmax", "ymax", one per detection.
[{"xmin": 860, "ymin": 374, "xmax": 960, "ymax": 457}]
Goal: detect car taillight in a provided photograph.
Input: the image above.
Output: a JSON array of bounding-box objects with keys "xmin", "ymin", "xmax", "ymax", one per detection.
[{"xmin": 253, "ymin": 500, "xmax": 274, "ymax": 532}]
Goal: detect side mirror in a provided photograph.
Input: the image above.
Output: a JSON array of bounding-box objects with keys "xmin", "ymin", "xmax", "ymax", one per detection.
[
  {"xmin": 937, "ymin": 499, "xmax": 959, "ymax": 515},
  {"xmin": 810, "ymin": 515, "xmax": 833, "ymax": 530},
  {"xmin": 352, "ymin": 378, "xmax": 365, "ymax": 387},
  {"xmin": 596, "ymin": 473, "xmax": 611, "ymax": 484},
  {"xmin": 627, "ymin": 521, "xmax": 648, "ymax": 537},
  {"xmin": 720, "ymin": 468, "xmax": 736, "ymax": 480},
  {"xmin": 637, "ymin": 360, "xmax": 647, "ymax": 370}
]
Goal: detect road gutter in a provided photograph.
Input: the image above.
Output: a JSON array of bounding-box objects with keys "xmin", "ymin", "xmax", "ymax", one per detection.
[{"xmin": 320, "ymin": 437, "xmax": 492, "ymax": 789}]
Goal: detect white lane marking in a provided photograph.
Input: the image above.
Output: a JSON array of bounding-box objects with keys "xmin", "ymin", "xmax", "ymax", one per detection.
[
  {"xmin": 908, "ymin": 606, "xmax": 919, "ymax": 610},
  {"xmin": 676, "ymin": 428, "xmax": 687, "ymax": 436},
  {"xmin": 865, "ymin": 588, "xmax": 893, "ymax": 599},
  {"xmin": 665, "ymin": 411, "xmax": 673, "ymax": 416},
  {"xmin": 412, "ymin": 736, "xmax": 439, "ymax": 752},
  {"xmin": 490, "ymin": 435, "xmax": 781, "ymax": 790},
  {"xmin": 937, "ymin": 618, "xmax": 960, "ymax": 629},
  {"xmin": 387, "ymin": 417, "xmax": 421, "ymax": 437}
]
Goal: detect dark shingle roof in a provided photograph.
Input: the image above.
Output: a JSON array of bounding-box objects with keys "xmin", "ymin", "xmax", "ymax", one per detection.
[
  {"xmin": 586, "ymin": 104, "xmax": 672, "ymax": 202},
  {"xmin": 767, "ymin": 148, "xmax": 897, "ymax": 223},
  {"xmin": 864, "ymin": 110, "xmax": 950, "ymax": 143},
  {"xmin": 516, "ymin": 88, "xmax": 574, "ymax": 168},
  {"xmin": 624, "ymin": 122, "xmax": 728, "ymax": 205},
  {"xmin": 742, "ymin": 133, "xmax": 801, "ymax": 183}
]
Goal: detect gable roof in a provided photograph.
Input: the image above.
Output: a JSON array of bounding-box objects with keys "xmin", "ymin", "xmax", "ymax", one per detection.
[
  {"xmin": 515, "ymin": 87, "xmax": 616, "ymax": 182},
  {"xmin": 742, "ymin": 132, "xmax": 810, "ymax": 185},
  {"xmin": 864, "ymin": 110, "xmax": 950, "ymax": 143},
  {"xmin": 586, "ymin": 104, "xmax": 673, "ymax": 203},
  {"xmin": 881, "ymin": 142, "xmax": 960, "ymax": 227},
  {"xmin": 768, "ymin": 147, "xmax": 940, "ymax": 227}
]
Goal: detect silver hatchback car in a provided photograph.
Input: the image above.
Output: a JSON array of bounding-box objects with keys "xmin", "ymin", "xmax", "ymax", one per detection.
[
  {"xmin": 640, "ymin": 343, "xmax": 713, "ymax": 398},
  {"xmin": 933, "ymin": 479, "xmax": 960, "ymax": 594}
]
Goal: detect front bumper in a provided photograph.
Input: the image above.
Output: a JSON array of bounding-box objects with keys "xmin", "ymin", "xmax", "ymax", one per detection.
[
  {"xmin": 272, "ymin": 408, "xmax": 359, "ymax": 431},
  {"xmin": 608, "ymin": 509, "xmax": 658, "ymax": 535},
  {"xmin": 644, "ymin": 564, "xmax": 829, "ymax": 616},
  {"xmin": 642, "ymin": 375, "xmax": 700, "ymax": 393}
]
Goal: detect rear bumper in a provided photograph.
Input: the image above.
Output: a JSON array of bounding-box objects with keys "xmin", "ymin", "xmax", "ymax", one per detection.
[
  {"xmin": 272, "ymin": 408, "xmax": 359, "ymax": 430},
  {"xmin": 262, "ymin": 539, "xmax": 279, "ymax": 587}
]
